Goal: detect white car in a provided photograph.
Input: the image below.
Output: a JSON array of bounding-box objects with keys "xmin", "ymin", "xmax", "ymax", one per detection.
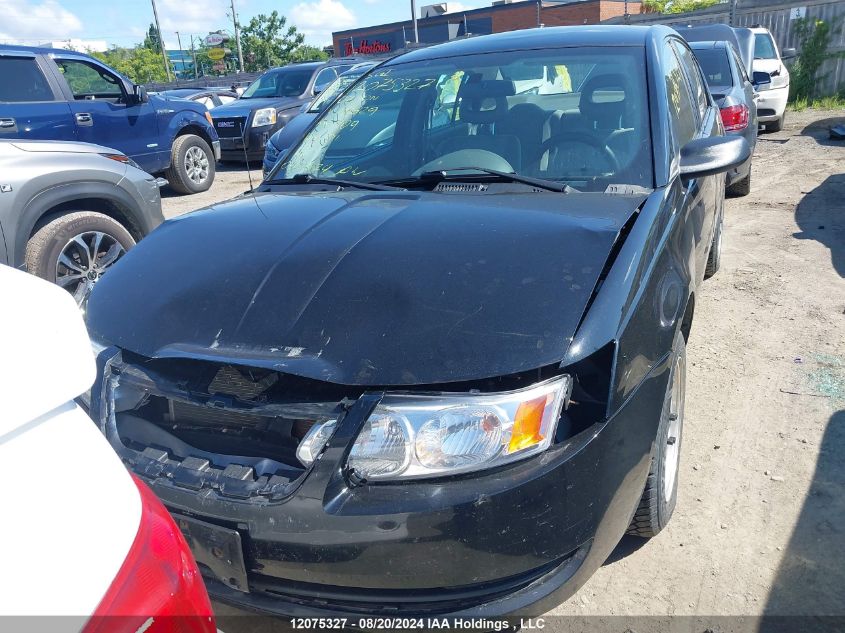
[
  {"xmin": 750, "ymin": 26, "xmax": 796, "ymax": 132},
  {"xmin": 0, "ymin": 264, "xmax": 216, "ymax": 631}
]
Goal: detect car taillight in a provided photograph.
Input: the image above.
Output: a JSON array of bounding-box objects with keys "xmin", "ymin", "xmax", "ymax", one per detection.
[
  {"xmin": 720, "ymin": 104, "xmax": 749, "ymax": 132},
  {"xmin": 82, "ymin": 475, "xmax": 216, "ymax": 633}
]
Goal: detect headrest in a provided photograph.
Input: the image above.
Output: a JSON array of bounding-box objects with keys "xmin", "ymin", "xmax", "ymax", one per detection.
[
  {"xmin": 579, "ymin": 73, "xmax": 629, "ymax": 128},
  {"xmin": 458, "ymin": 79, "xmax": 516, "ymax": 124}
]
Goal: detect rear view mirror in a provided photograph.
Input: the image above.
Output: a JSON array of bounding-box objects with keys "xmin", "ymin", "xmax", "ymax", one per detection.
[
  {"xmin": 781, "ymin": 47, "xmax": 797, "ymax": 60},
  {"xmin": 679, "ymin": 135, "xmax": 750, "ymax": 182},
  {"xmin": 752, "ymin": 71, "xmax": 772, "ymax": 88}
]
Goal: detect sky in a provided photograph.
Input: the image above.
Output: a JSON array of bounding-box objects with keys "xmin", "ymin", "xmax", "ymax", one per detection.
[{"xmin": 0, "ymin": 0, "xmax": 494, "ymax": 50}]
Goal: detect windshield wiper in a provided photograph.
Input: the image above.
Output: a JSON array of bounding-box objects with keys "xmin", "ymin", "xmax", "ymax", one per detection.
[
  {"xmin": 381, "ymin": 167, "xmax": 577, "ymax": 193},
  {"xmin": 270, "ymin": 173, "xmax": 404, "ymax": 191}
]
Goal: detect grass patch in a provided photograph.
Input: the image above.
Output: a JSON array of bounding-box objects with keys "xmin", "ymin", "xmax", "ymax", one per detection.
[{"xmin": 787, "ymin": 95, "xmax": 845, "ymax": 111}]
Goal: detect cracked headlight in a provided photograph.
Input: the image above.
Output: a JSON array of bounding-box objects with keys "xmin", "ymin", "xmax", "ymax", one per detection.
[
  {"xmin": 297, "ymin": 376, "xmax": 571, "ymax": 481},
  {"xmin": 252, "ymin": 108, "xmax": 277, "ymax": 127}
]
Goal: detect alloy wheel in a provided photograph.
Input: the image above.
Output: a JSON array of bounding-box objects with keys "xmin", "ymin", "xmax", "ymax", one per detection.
[
  {"xmin": 55, "ymin": 231, "xmax": 127, "ymax": 307},
  {"xmin": 662, "ymin": 350, "xmax": 686, "ymax": 502},
  {"xmin": 185, "ymin": 146, "xmax": 210, "ymax": 185}
]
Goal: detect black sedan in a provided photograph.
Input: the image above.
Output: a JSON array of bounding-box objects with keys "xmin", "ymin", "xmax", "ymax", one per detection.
[
  {"xmin": 689, "ymin": 40, "xmax": 769, "ymax": 196},
  {"xmin": 84, "ymin": 25, "xmax": 747, "ymax": 620}
]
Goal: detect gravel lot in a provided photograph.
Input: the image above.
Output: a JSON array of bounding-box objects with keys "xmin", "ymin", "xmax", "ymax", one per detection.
[{"xmin": 162, "ymin": 110, "xmax": 845, "ymax": 631}]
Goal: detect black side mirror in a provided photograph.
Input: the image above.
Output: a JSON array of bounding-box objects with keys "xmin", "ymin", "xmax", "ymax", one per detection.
[
  {"xmin": 752, "ymin": 71, "xmax": 772, "ymax": 88},
  {"xmin": 131, "ymin": 84, "xmax": 149, "ymax": 105},
  {"xmin": 680, "ymin": 135, "xmax": 750, "ymax": 182},
  {"xmin": 781, "ymin": 47, "xmax": 797, "ymax": 60}
]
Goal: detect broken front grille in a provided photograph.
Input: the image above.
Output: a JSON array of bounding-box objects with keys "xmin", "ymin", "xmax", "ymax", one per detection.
[{"xmin": 103, "ymin": 357, "xmax": 358, "ymax": 501}]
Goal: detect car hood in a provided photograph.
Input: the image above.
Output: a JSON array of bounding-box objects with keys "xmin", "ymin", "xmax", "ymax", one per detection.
[
  {"xmin": 752, "ymin": 58, "xmax": 784, "ymax": 75},
  {"xmin": 87, "ymin": 190, "xmax": 645, "ymax": 385},
  {"xmin": 8, "ymin": 139, "xmax": 122, "ymax": 155},
  {"xmin": 211, "ymin": 97, "xmax": 302, "ymax": 118}
]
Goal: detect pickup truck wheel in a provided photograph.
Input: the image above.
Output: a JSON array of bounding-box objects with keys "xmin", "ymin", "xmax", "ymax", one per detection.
[
  {"xmin": 627, "ymin": 328, "xmax": 686, "ymax": 538},
  {"xmin": 26, "ymin": 211, "xmax": 135, "ymax": 308},
  {"xmin": 166, "ymin": 134, "xmax": 215, "ymax": 194},
  {"xmin": 768, "ymin": 113, "xmax": 785, "ymax": 133}
]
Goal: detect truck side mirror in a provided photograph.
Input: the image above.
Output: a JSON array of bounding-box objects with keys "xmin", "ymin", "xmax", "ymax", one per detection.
[
  {"xmin": 781, "ymin": 47, "xmax": 797, "ymax": 60},
  {"xmin": 131, "ymin": 84, "xmax": 149, "ymax": 105}
]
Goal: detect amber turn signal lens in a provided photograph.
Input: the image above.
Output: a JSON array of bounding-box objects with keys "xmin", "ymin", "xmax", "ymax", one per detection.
[{"xmin": 509, "ymin": 394, "xmax": 551, "ymax": 453}]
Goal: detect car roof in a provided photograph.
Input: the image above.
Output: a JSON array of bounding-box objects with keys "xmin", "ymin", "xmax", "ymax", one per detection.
[
  {"xmin": 385, "ymin": 25, "xmax": 670, "ymax": 65},
  {"xmin": 689, "ymin": 41, "xmax": 730, "ymax": 50},
  {"xmin": 0, "ymin": 43, "xmax": 97, "ymax": 60}
]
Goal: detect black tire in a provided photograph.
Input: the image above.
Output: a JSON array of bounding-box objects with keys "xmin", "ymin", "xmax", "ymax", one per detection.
[
  {"xmin": 627, "ymin": 328, "xmax": 687, "ymax": 538},
  {"xmin": 726, "ymin": 169, "xmax": 751, "ymax": 197},
  {"xmin": 768, "ymin": 113, "xmax": 785, "ymax": 133},
  {"xmin": 704, "ymin": 207, "xmax": 723, "ymax": 279},
  {"xmin": 165, "ymin": 134, "xmax": 215, "ymax": 194},
  {"xmin": 25, "ymin": 211, "xmax": 135, "ymax": 306}
]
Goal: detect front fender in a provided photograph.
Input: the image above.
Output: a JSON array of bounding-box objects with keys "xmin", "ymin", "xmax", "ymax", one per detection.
[
  {"xmin": 12, "ymin": 181, "xmax": 148, "ymax": 269},
  {"xmin": 163, "ymin": 109, "xmax": 219, "ymax": 149},
  {"xmin": 564, "ymin": 184, "xmax": 696, "ymax": 415}
]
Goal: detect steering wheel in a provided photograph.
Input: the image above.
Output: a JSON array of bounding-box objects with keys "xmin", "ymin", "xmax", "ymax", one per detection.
[{"xmin": 538, "ymin": 131, "xmax": 620, "ymax": 175}]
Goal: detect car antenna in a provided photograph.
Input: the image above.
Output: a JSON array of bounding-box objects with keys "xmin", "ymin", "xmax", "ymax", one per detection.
[
  {"xmin": 238, "ymin": 119, "xmax": 255, "ymax": 193},
  {"xmin": 235, "ymin": 119, "xmax": 269, "ymax": 219}
]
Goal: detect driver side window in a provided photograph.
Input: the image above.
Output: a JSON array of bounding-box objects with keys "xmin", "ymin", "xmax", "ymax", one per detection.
[
  {"xmin": 57, "ymin": 59, "xmax": 124, "ymax": 101},
  {"xmin": 663, "ymin": 41, "xmax": 698, "ymax": 149}
]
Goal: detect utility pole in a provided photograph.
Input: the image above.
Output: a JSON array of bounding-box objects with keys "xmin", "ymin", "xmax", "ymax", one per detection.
[
  {"xmin": 149, "ymin": 0, "xmax": 172, "ymax": 81},
  {"xmin": 190, "ymin": 35, "xmax": 198, "ymax": 79},
  {"xmin": 411, "ymin": 0, "xmax": 419, "ymax": 44},
  {"xmin": 230, "ymin": 0, "xmax": 245, "ymax": 72},
  {"xmin": 728, "ymin": 0, "xmax": 738, "ymax": 26},
  {"xmin": 175, "ymin": 31, "xmax": 183, "ymax": 80}
]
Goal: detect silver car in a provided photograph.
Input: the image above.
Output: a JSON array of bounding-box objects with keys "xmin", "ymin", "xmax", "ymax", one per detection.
[{"xmin": 0, "ymin": 139, "xmax": 165, "ymax": 305}]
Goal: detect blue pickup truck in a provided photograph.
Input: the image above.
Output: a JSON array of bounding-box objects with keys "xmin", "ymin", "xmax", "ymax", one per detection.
[{"xmin": 0, "ymin": 45, "xmax": 220, "ymax": 194}]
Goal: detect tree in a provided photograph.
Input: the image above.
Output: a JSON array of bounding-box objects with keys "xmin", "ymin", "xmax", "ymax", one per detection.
[
  {"xmin": 240, "ymin": 11, "xmax": 305, "ymax": 71},
  {"xmin": 92, "ymin": 46, "xmax": 171, "ymax": 84},
  {"xmin": 642, "ymin": 0, "xmax": 720, "ymax": 14},
  {"xmin": 289, "ymin": 45, "xmax": 329, "ymax": 63},
  {"xmin": 789, "ymin": 17, "xmax": 844, "ymax": 101},
  {"xmin": 143, "ymin": 23, "xmax": 162, "ymax": 52}
]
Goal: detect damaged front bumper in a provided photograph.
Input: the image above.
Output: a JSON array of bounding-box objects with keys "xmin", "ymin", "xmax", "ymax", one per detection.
[{"xmin": 87, "ymin": 348, "xmax": 668, "ymax": 618}]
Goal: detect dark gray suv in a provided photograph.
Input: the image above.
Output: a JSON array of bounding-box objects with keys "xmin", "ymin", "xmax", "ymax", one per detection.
[{"xmin": 210, "ymin": 59, "xmax": 366, "ymax": 162}]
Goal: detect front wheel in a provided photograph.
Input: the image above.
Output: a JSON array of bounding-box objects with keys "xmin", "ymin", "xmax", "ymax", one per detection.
[
  {"xmin": 25, "ymin": 211, "xmax": 135, "ymax": 308},
  {"xmin": 627, "ymin": 328, "xmax": 687, "ymax": 538},
  {"xmin": 166, "ymin": 134, "xmax": 215, "ymax": 194},
  {"xmin": 726, "ymin": 168, "xmax": 751, "ymax": 197},
  {"xmin": 767, "ymin": 113, "xmax": 785, "ymax": 133}
]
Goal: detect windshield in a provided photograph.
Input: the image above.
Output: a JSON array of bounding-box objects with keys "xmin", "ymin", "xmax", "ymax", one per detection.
[
  {"xmin": 754, "ymin": 33, "xmax": 778, "ymax": 60},
  {"xmin": 308, "ymin": 69, "xmax": 369, "ymax": 113},
  {"xmin": 274, "ymin": 47, "xmax": 653, "ymax": 192},
  {"xmin": 693, "ymin": 48, "xmax": 734, "ymax": 91},
  {"xmin": 242, "ymin": 68, "xmax": 314, "ymax": 99}
]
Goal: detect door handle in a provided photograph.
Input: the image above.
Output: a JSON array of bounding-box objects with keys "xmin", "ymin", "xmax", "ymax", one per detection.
[
  {"xmin": 75, "ymin": 112, "xmax": 93, "ymax": 126},
  {"xmin": 0, "ymin": 117, "xmax": 16, "ymax": 130}
]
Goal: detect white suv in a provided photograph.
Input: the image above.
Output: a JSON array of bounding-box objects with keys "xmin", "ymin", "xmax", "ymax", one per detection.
[{"xmin": 750, "ymin": 26, "xmax": 796, "ymax": 132}]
